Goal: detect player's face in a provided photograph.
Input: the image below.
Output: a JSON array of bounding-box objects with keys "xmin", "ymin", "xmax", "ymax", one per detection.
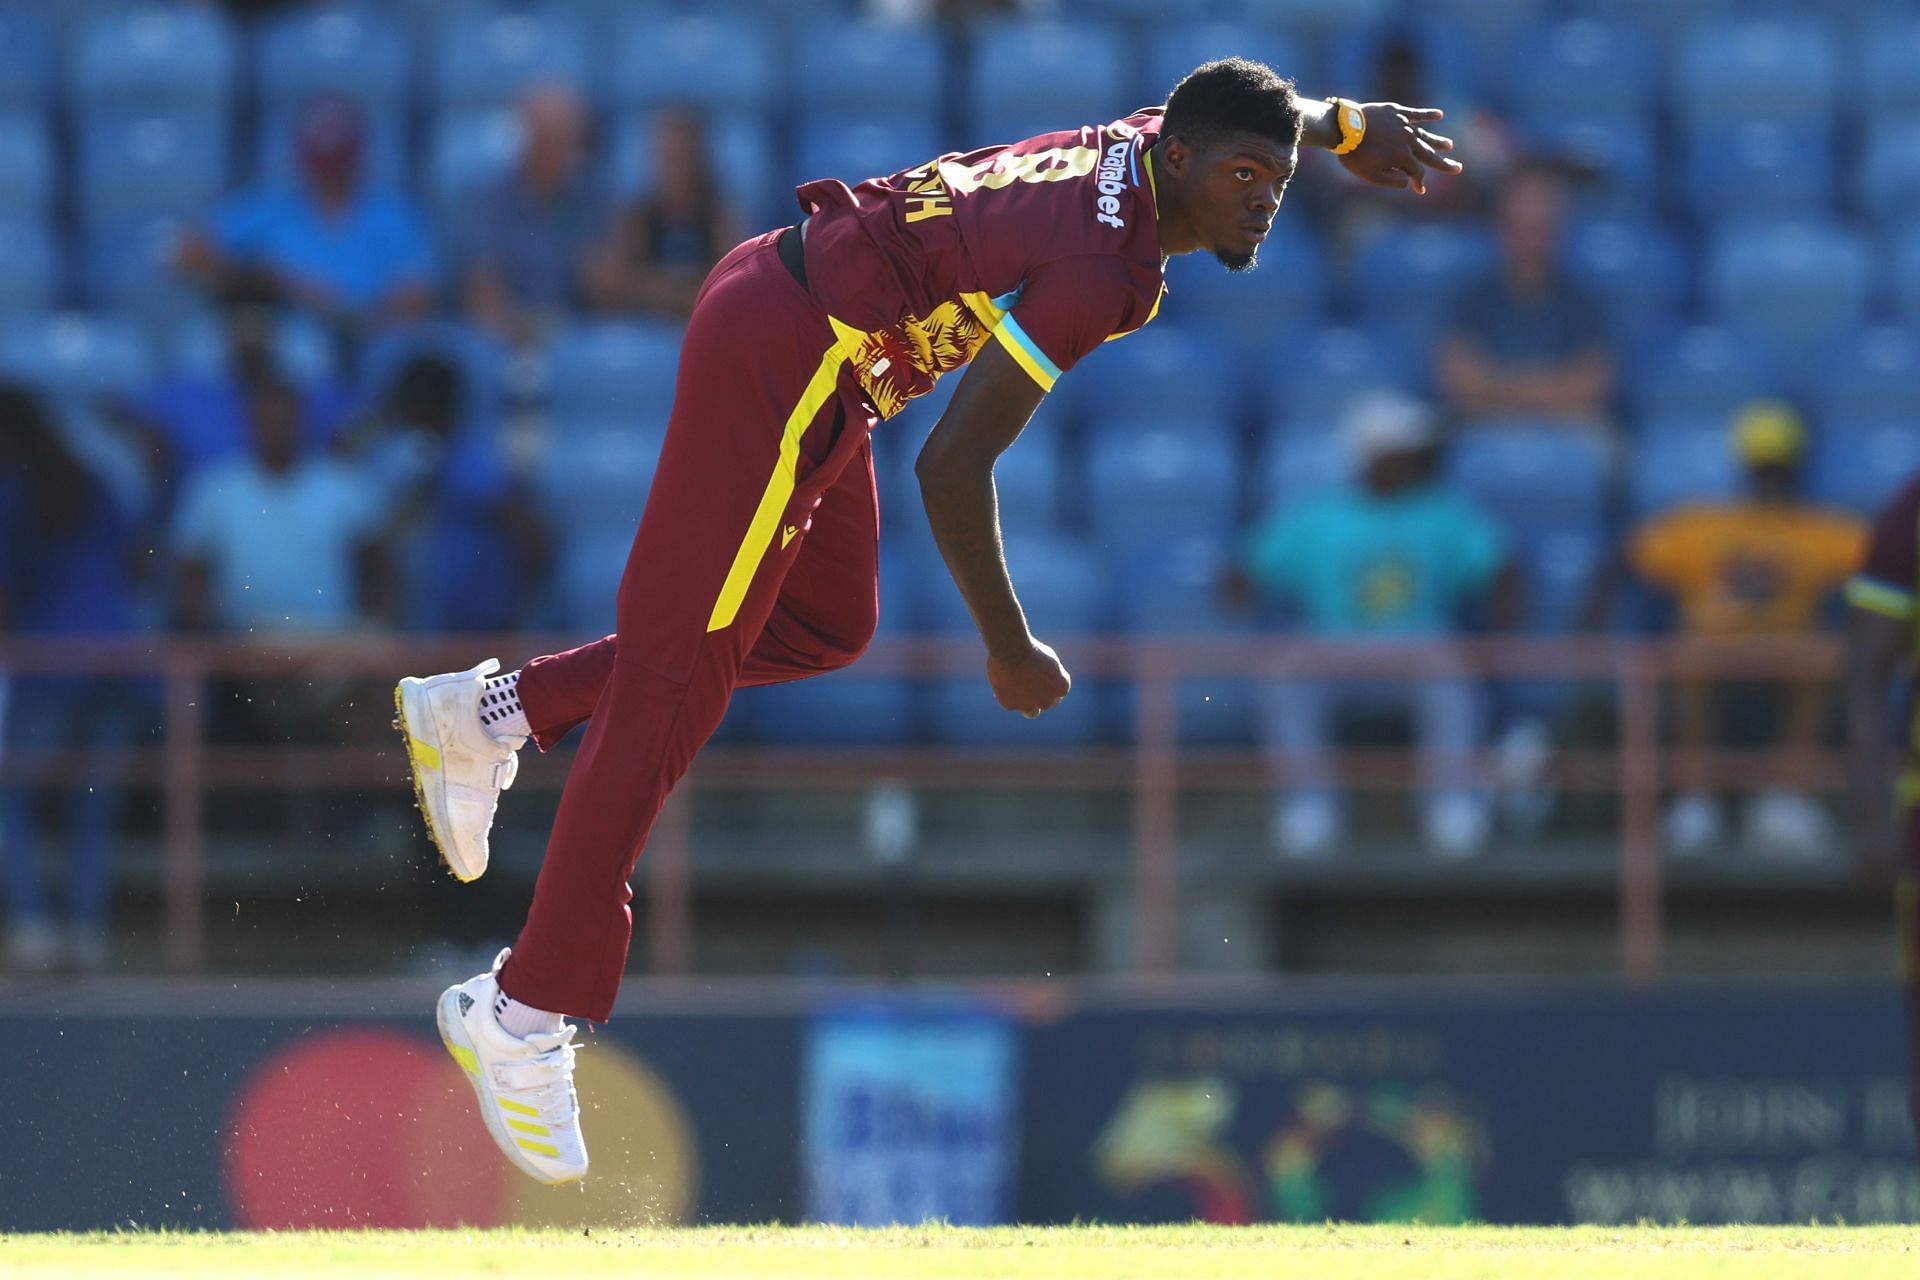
[{"xmin": 1192, "ymin": 134, "xmax": 1297, "ymax": 272}]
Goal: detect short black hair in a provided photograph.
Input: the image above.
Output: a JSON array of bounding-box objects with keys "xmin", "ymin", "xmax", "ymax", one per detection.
[{"xmin": 1163, "ymin": 57, "xmax": 1303, "ymax": 154}]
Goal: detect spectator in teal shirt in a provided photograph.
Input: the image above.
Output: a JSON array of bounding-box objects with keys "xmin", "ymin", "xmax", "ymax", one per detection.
[{"xmin": 1240, "ymin": 393, "xmax": 1519, "ymax": 860}]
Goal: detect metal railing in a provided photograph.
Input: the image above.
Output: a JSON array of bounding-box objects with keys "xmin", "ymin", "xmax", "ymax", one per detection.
[{"xmin": 0, "ymin": 633, "xmax": 1864, "ymax": 981}]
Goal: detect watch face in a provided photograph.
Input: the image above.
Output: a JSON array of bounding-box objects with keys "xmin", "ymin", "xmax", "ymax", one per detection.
[{"xmin": 1345, "ymin": 108, "xmax": 1363, "ymax": 131}]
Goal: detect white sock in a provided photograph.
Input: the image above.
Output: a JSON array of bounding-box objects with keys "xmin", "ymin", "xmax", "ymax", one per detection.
[
  {"xmin": 494, "ymin": 989, "xmax": 564, "ymax": 1038},
  {"xmin": 478, "ymin": 670, "xmax": 531, "ymax": 743}
]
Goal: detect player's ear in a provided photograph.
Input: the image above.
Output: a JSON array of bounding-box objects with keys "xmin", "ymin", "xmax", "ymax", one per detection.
[{"xmin": 1159, "ymin": 133, "xmax": 1189, "ymax": 178}]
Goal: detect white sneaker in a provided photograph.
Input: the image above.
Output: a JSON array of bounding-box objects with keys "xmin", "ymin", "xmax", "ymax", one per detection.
[
  {"xmin": 436, "ymin": 949, "xmax": 588, "ymax": 1185},
  {"xmin": 394, "ymin": 658, "xmax": 522, "ymax": 882}
]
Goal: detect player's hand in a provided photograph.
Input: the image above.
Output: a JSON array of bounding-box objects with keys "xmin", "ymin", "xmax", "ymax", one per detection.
[
  {"xmin": 987, "ymin": 638, "xmax": 1072, "ymax": 719},
  {"xmin": 1340, "ymin": 103, "xmax": 1463, "ymax": 195}
]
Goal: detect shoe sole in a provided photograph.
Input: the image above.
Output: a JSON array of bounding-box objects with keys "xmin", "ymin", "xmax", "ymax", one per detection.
[
  {"xmin": 393, "ymin": 679, "xmax": 482, "ymax": 883},
  {"xmin": 435, "ymin": 986, "xmax": 585, "ymax": 1186}
]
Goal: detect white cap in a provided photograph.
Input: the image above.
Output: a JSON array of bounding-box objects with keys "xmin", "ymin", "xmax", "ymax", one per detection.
[{"xmin": 1339, "ymin": 390, "xmax": 1438, "ymax": 466}]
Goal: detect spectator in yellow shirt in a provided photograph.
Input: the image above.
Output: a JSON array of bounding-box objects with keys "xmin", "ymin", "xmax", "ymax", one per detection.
[{"xmin": 1628, "ymin": 401, "xmax": 1866, "ymax": 858}]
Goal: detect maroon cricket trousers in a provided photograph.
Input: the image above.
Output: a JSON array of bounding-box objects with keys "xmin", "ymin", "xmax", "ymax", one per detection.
[{"xmin": 498, "ymin": 228, "xmax": 882, "ymax": 1020}]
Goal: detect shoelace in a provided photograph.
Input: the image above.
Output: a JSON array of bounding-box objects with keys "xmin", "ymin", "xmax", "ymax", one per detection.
[{"xmin": 494, "ymin": 1028, "xmax": 580, "ymax": 1124}]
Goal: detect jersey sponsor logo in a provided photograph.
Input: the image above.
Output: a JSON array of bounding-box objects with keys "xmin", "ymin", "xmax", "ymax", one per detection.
[{"xmin": 1094, "ymin": 138, "xmax": 1133, "ymax": 228}]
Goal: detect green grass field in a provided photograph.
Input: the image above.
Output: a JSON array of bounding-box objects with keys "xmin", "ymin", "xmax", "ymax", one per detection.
[{"xmin": 2, "ymin": 1225, "xmax": 1918, "ymax": 1279}]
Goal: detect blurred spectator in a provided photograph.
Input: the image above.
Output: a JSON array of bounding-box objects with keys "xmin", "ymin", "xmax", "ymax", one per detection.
[
  {"xmin": 1627, "ymin": 402, "xmax": 1866, "ymax": 859},
  {"xmin": 172, "ymin": 377, "xmax": 385, "ymax": 635},
  {"xmin": 1303, "ymin": 27, "xmax": 1483, "ymax": 250},
  {"xmin": 1233, "ymin": 393, "xmax": 1520, "ymax": 860},
  {"xmin": 585, "ymin": 107, "xmax": 741, "ymax": 320},
  {"xmin": 175, "ymin": 95, "xmax": 435, "ymax": 335},
  {"xmin": 459, "ymin": 85, "xmax": 605, "ymax": 348},
  {"xmin": 1434, "ymin": 161, "xmax": 1614, "ymax": 430},
  {"xmin": 0, "ymin": 385, "xmax": 151, "ymax": 974},
  {"xmin": 335, "ymin": 353, "xmax": 553, "ymax": 632},
  {"xmin": 133, "ymin": 306, "xmax": 351, "ymax": 494}
]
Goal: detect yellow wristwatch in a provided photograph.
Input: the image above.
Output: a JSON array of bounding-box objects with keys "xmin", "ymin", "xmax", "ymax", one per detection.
[{"xmin": 1328, "ymin": 97, "xmax": 1366, "ymax": 155}]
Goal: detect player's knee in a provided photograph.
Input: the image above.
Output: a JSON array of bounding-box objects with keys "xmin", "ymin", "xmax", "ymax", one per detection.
[{"xmin": 816, "ymin": 601, "xmax": 879, "ymax": 672}]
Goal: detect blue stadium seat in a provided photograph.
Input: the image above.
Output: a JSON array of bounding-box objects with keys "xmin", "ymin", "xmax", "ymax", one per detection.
[
  {"xmin": 168, "ymin": 307, "xmax": 334, "ymax": 385},
  {"xmin": 255, "ymin": 5, "xmax": 410, "ymax": 122},
  {"xmin": 1810, "ymin": 424, "xmax": 1920, "ymax": 514},
  {"xmin": 0, "ymin": 220, "xmax": 57, "ymax": 314},
  {"xmin": 1633, "ymin": 324, "xmax": 1770, "ymax": 425},
  {"xmin": 71, "ymin": 3, "xmax": 237, "ymax": 125},
  {"xmin": 924, "ymin": 534, "xmax": 1107, "ymax": 746},
  {"xmin": 735, "ymin": 548, "xmax": 914, "ymax": 746},
  {"xmin": 538, "ymin": 418, "xmax": 663, "ymax": 627},
  {"xmin": 1142, "ymin": 23, "xmax": 1310, "ymax": 107},
  {"xmin": 1857, "ymin": 126, "xmax": 1920, "ymax": 230},
  {"xmin": 1161, "ymin": 222, "xmax": 1326, "ymax": 360},
  {"xmin": 1569, "ymin": 0, "xmax": 1733, "ymax": 57},
  {"xmin": 82, "ymin": 216, "xmax": 192, "ymax": 316},
  {"xmin": 0, "ymin": 313, "xmax": 153, "ymax": 404},
  {"xmin": 967, "ymin": 19, "xmax": 1128, "ymax": 143},
  {"xmin": 797, "ymin": 19, "xmax": 946, "ymax": 120},
  {"xmin": 1676, "ymin": 18, "xmax": 1835, "ymax": 127},
  {"xmin": 0, "ymin": 118, "xmax": 52, "ymax": 223},
  {"xmin": 1812, "ymin": 326, "xmax": 1920, "ymax": 432},
  {"xmin": 1259, "ymin": 427, "xmax": 1348, "ymax": 505},
  {"xmin": 545, "ymin": 320, "xmax": 683, "ymax": 423},
  {"xmin": 0, "ymin": 12, "xmax": 53, "ymax": 116},
  {"xmin": 1521, "ymin": 116, "xmax": 1659, "ymax": 214},
  {"xmin": 426, "ymin": 109, "xmax": 523, "ymax": 234},
  {"xmin": 431, "ymin": 7, "xmax": 593, "ymax": 113},
  {"xmin": 994, "ymin": 430, "xmax": 1068, "ymax": 537},
  {"xmin": 1864, "ymin": 17, "xmax": 1920, "ymax": 119},
  {"xmin": 1704, "ymin": 221, "xmax": 1870, "ymax": 375},
  {"xmin": 1568, "ymin": 217, "xmax": 1685, "ymax": 348},
  {"xmin": 1401, "ymin": 0, "xmax": 1549, "ymax": 77},
  {"xmin": 1238, "ymin": 0, "xmax": 1395, "ymax": 40},
  {"xmin": 1689, "ymin": 122, "xmax": 1834, "ymax": 226},
  {"xmin": 795, "ymin": 118, "xmax": 942, "ymax": 193},
  {"xmin": 1113, "ymin": 534, "xmax": 1258, "ymax": 746},
  {"xmin": 1354, "ymin": 222, "xmax": 1498, "ymax": 377},
  {"xmin": 1060, "ymin": 0, "xmax": 1215, "ymax": 24},
  {"xmin": 1445, "ymin": 424, "xmax": 1609, "ymax": 539},
  {"xmin": 1087, "ymin": 427, "xmax": 1240, "ymax": 554},
  {"xmin": 555, "ymin": 527, "xmax": 634, "ymax": 633},
  {"xmin": 1264, "ymin": 326, "xmax": 1406, "ymax": 435},
  {"xmin": 610, "ymin": 14, "xmax": 777, "ymax": 116},
  {"xmin": 1070, "ymin": 323, "xmax": 1236, "ymax": 433},
  {"xmin": 1513, "ymin": 18, "xmax": 1657, "ymax": 129},
  {"xmin": 1629, "ymin": 421, "xmax": 1738, "ymax": 518},
  {"xmin": 1521, "ymin": 527, "xmax": 1606, "ymax": 635},
  {"xmin": 1893, "ymin": 228, "xmax": 1920, "ymax": 327},
  {"xmin": 78, "ymin": 115, "xmax": 228, "ymax": 233}
]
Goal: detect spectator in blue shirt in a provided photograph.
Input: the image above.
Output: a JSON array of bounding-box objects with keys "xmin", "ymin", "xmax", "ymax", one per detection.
[
  {"xmin": 175, "ymin": 95, "xmax": 434, "ymax": 333},
  {"xmin": 0, "ymin": 385, "xmax": 152, "ymax": 973},
  {"xmin": 172, "ymin": 377, "xmax": 384, "ymax": 636},
  {"xmin": 1236, "ymin": 393, "xmax": 1520, "ymax": 859},
  {"xmin": 460, "ymin": 85, "xmax": 605, "ymax": 348},
  {"xmin": 1434, "ymin": 160, "xmax": 1615, "ymax": 432}
]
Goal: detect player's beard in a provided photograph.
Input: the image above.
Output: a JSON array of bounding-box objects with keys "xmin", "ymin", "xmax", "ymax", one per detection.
[{"xmin": 1215, "ymin": 248, "xmax": 1257, "ymax": 272}]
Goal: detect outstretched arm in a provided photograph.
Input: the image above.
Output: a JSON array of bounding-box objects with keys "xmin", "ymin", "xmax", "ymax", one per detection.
[
  {"xmin": 1298, "ymin": 97, "xmax": 1464, "ymax": 195},
  {"xmin": 915, "ymin": 339, "xmax": 1071, "ymax": 718}
]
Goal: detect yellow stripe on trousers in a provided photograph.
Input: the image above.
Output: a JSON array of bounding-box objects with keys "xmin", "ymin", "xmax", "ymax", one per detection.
[{"xmin": 707, "ymin": 346, "xmax": 849, "ymax": 631}]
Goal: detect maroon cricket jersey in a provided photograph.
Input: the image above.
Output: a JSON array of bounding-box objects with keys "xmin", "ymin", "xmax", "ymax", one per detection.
[{"xmin": 796, "ymin": 109, "xmax": 1169, "ymax": 418}]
